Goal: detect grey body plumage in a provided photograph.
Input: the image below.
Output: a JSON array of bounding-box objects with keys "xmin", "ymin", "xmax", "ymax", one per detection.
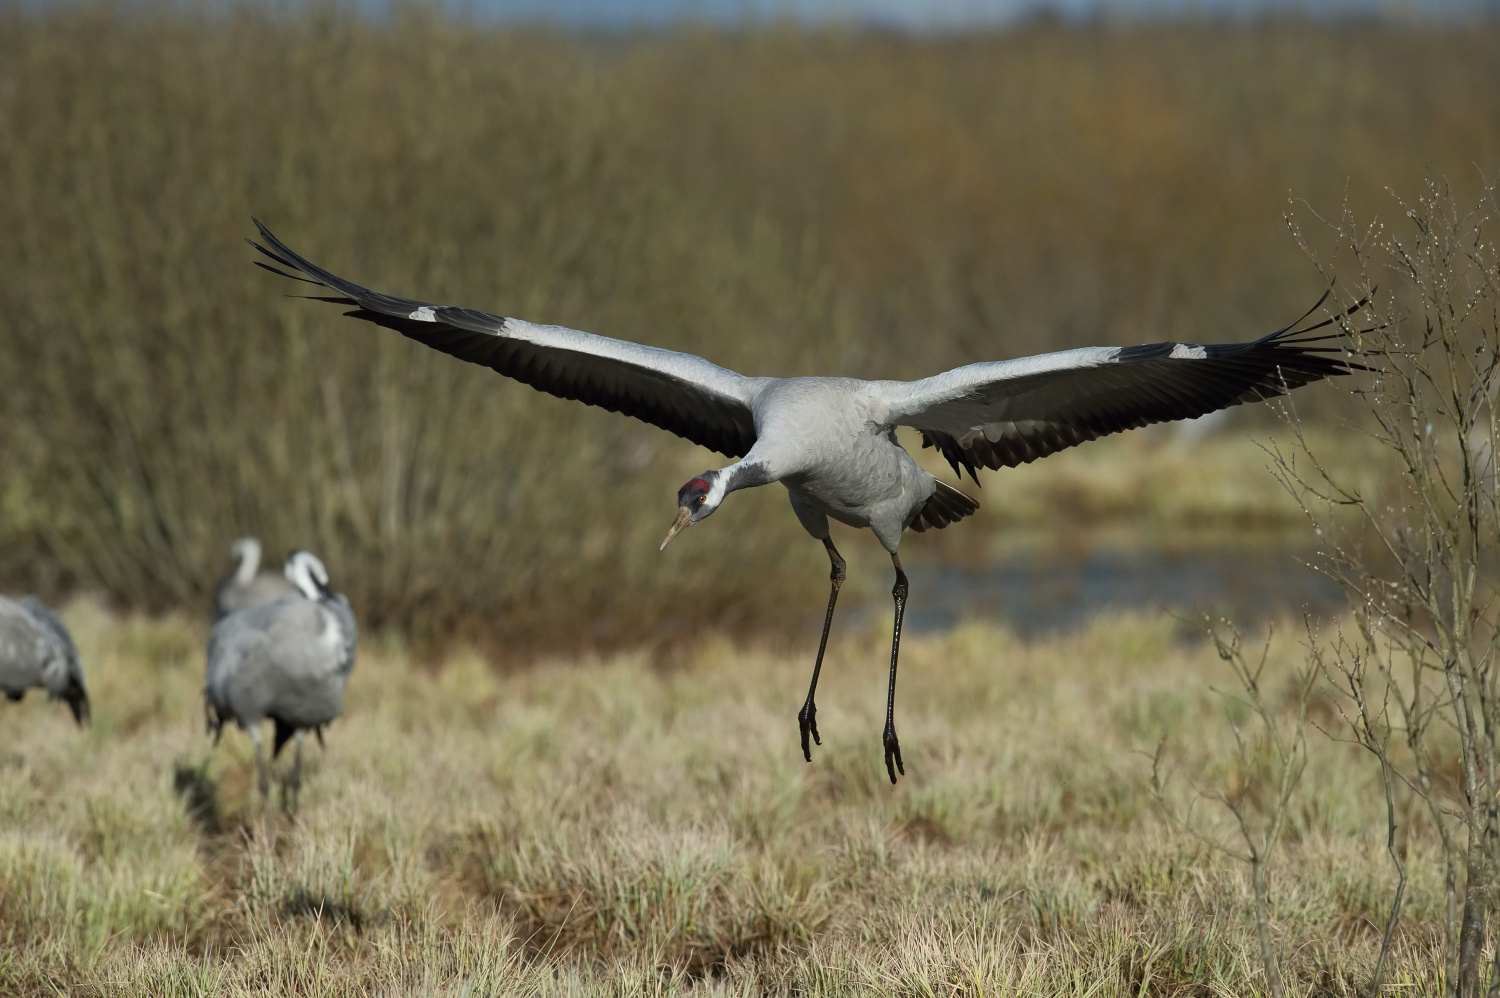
[
  {"xmin": 214, "ymin": 537, "xmax": 298, "ymax": 620},
  {"xmin": 0, "ymin": 595, "xmax": 89, "ymax": 725},
  {"xmin": 205, "ymin": 549, "xmax": 356, "ymax": 805},
  {"xmin": 251, "ymin": 221, "xmax": 1365, "ymax": 783}
]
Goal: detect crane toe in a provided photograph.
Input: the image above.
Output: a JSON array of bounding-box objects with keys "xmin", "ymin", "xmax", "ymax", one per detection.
[
  {"xmin": 883, "ymin": 723, "xmax": 904, "ymax": 784},
  {"xmin": 797, "ymin": 701, "xmax": 821, "ymax": 761}
]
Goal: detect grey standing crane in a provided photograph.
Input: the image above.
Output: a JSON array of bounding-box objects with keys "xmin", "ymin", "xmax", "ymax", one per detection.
[
  {"xmin": 214, "ymin": 537, "xmax": 298, "ymax": 620},
  {"xmin": 205, "ymin": 549, "xmax": 357, "ymax": 807},
  {"xmin": 251, "ymin": 222, "xmax": 1365, "ymax": 783},
  {"xmin": 0, "ymin": 595, "xmax": 89, "ymax": 725}
]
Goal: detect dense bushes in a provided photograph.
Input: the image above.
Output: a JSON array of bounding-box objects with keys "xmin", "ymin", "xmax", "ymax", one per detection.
[{"xmin": 0, "ymin": 7, "xmax": 1495, "ymax": 649}]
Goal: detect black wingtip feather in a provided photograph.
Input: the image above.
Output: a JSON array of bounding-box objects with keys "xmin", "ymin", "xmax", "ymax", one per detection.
[
  {"xmin": 248, "ymin": 233, "xmax": 302, "ymax": 272},
  {"xmin": 1263, "ymin": 285, "xmax": 1333, "ymax": 340},
  {"xmin": 252, "ymin": 259, "xmax": 322, "ymax": 285},
  {"xmin": 1273, "ymin": 290, "xmax": 1373, "ymax": 341}
]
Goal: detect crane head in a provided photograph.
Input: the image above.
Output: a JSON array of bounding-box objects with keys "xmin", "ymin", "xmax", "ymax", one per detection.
[
  {"xmin": 230, "ymin": 536, "xmax": 262, "ymax": 583},
  {"xmin": 661, "ymin": 472, "xmax": 726, "ymax": 550},
  {"xmin": 284, "ymin": 549, "xmax": 333, "ymax": 600}
]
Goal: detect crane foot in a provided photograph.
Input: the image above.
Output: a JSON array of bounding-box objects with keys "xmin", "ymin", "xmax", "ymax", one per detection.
[
  {"xmin": 883, "ymin": 722, "xmax": 904, "ymax": 784},
  {"xmin": 797, "ymin": 701, "xmax": 821, "ymax": 761}
]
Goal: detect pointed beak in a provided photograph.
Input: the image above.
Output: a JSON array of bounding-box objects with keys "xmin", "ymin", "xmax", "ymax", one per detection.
[{"xmin": 660, "ymin": 506, "xmax": 693, "ymax": 551}]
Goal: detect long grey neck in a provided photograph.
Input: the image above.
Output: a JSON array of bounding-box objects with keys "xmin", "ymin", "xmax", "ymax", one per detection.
[
  {"xmin": 717, "ymin": 460, "xmax": 774, "ymax": 496},
  {"xmin": 236, "ymin": 541, "xmax": 261, "ymax": 585}
]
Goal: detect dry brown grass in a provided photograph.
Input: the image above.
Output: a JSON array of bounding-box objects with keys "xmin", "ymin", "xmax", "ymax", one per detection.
[{"xmin": 0, "ymin": 599, "xmax": 1452, "ymax": 994}]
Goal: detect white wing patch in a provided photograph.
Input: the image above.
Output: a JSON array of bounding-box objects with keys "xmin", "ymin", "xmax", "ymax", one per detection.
[
  {"xmin": 409, "ymin": 306, "xmax": 438, "ymax": 322},
  {"xmin": 1169, "ymin": 343, "xmax": 1208, "ymax": 360}
]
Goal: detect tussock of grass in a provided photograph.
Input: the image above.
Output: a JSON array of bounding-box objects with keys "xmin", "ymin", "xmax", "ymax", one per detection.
[{"xmin": 0, "ymin": 602, "xmax": 1449, "ymax": 993}]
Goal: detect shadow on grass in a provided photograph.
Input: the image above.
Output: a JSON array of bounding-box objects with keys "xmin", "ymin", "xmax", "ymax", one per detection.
[
  {"xmin": 279, "ymin": 888, "xmax": 372, "ymax": 934},
  {"xmin": 172, "ymin": 759, "xmax": 222, "ymax": 837}
]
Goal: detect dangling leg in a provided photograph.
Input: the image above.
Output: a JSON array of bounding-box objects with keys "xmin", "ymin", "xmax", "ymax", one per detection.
[
  {"xmin": 884, "ymin": 553, "xmax": 908, "ymax": 784},
  {"xmin": 248, "ymin": 723, "xmax": 276, "ymax": 838},
  {"xmin": 284, "ymin": 729, "xmax": 306, "ymax": 814},
  {"xmin": 249, "ymin": 723, "xmax": 270, "ymax": 802},
  {"xmin": 799, "ymin": 537, "xmax": 847, "ymax": 761}
]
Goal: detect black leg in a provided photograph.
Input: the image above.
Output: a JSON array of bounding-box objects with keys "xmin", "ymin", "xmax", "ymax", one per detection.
[
  {"xmin": 884, "ymin": 554, "xmax": 908, "ymax": 784},
  {"xmin": 284, "ymin": 731, "xmax": 305, "ymax": 815},
  {"xmin": 798, "ymin": 537, "xmax": 846, "ymax": 762}
]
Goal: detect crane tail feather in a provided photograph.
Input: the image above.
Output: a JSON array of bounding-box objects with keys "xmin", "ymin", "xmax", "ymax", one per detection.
[
  {"xmin": 271, "ymin": 718, "xmax": 297, "ymax": 759},
  {"xmin": 909, "ymin": 480, "xmax": 980, "ymax": 533}
]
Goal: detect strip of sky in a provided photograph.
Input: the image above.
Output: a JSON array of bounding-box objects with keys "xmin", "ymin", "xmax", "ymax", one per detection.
[{"xmin": 9, "ymin": 0, "xmax": 1493, "ymax": 29}]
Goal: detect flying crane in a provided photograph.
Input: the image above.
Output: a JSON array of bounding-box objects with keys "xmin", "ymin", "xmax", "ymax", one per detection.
[{"xmin": 252, "ymin": 221, "xmax": 1363, "ymax": 783}]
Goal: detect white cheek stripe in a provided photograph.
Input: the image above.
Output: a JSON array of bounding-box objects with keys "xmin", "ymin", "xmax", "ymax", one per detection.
[
  {"xmin": 1170, "ymin": 343, "xmax": 1208, "ymax": 360},
  {"xmin": 409, "ymin": 306, "xmax": 438, "ymax": 322},
  {"xmin": 707, "ymin": 474, "xmax": 731, "ymax": 506}
]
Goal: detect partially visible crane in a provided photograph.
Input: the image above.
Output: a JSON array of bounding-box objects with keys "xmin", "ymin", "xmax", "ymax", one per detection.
[
  {"xmin": 252, "ymin": 221, "xmax": 1364, "ymax": 783},
  {"xmin": 0, "ymin": 595, "xmax": 89, "ymax": 725},
  {"xmin": 214, "ymin": 537, "xmax": 297, "ymax": 620},
  {"xmin": 205, "ymin": 549, "xmax": 357, "ymax": 809}
]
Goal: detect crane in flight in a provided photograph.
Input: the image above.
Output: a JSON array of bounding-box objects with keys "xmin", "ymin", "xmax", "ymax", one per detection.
[{"xmin": 251, "ymin": 221, "xmax": 1364, "ymax": 784}]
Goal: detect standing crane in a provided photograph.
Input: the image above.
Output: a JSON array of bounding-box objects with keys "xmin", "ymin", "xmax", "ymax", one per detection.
[
  {"xmin": 205, "ymin": 549, "xmax": 357, "ymax": 808},
  {"xmin": 0, "ymin": 595, "xmax": 89, "ymax": 725},
  {"xmin": 251, "ymin": 222, "xmax": 1363, "ymax": 784},
  {"xmin": 214, "ymin": 537, "xmax": 298, "ymax": 620}
]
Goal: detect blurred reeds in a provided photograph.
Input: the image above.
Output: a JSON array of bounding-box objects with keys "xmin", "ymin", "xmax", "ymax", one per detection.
[{"xmin": 0, "ymin": 5, "xmax": 1495, "ymax": 650}]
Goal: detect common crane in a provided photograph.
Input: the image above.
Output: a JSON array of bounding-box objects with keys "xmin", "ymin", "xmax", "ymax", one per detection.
[
  {"xmin": 0, "ymin": 595, "xmax": 89, "ymax": 725},
  {"xmin": 214, "ymin": 537, "xmax": 298, "ymax": 620},
  {"xmin": 251, "ymin": 222, "xmax": 1363, "ymax": 784},
  {"xmin": 205, "ymin": 549, "xmax": 357, "ymax": 807}
]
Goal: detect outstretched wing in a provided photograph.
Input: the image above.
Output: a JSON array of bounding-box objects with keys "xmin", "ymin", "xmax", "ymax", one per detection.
[
  {"xmin": 250, "ymin": 222, "xmax": 759, "ymax": 458},
  {"xmin": 884, "ymin": 293, "xmax": 1368, "ymax": 481}
]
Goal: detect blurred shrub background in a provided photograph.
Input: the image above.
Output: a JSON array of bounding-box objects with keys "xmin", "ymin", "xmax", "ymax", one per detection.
[{"xmin": 0, "ymin": 4, "xmax": 1495, "ymax": 651}]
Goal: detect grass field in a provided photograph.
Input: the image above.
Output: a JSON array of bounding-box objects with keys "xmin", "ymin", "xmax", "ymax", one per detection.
[{"xmin": 0, "ymin": 594, "xmax": 1446, "ymax": 995}]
